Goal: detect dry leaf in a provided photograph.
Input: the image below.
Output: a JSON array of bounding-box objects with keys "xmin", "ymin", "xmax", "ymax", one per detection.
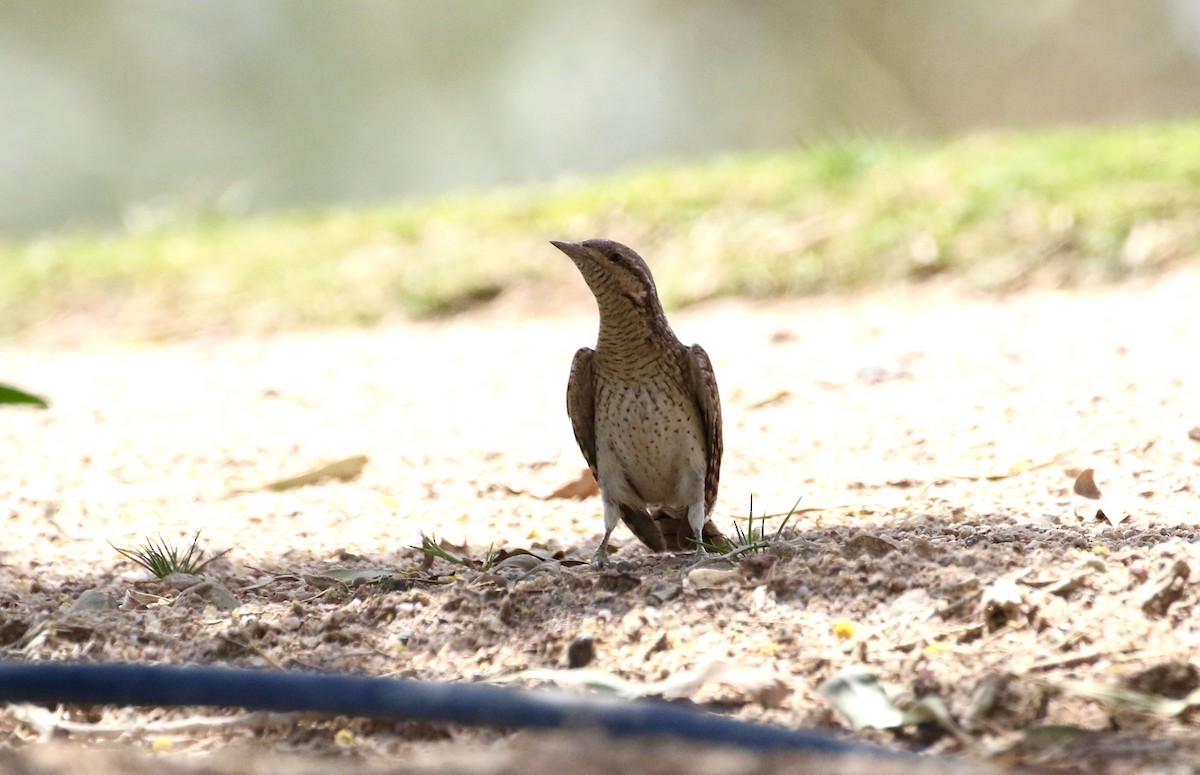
[
  {"xmin": 545, "ymin": 469, "xmax": 599, "ymax": 500},
  {"xmin": 1043, "ymin": 560, "xmax": 1104, "ymax": 598},
  {"xmin": 699, "ymin": 663, "xmax": 791, "ymax": 708},
  {"xmin": 305, "ymin": 568, "xmax": 392, "ymax": 588},
  {"xmin": 955, "ymin": 442, "xmax": 1081, "ymax": 481},
  {"xmin": 1072, "ymin": 468, "xmax": 1102, "ymax": 499},
  {"xmin": 768, "ymin": 329, "xmax": 796, "ymax": 344},
  {"xmin": 495, "ymin": 660, "xmax": 790, "ymax": 707},
  {"xmin": 491, "ymin": 547, "xmax": 563, "ymax": 566},
  {"xmin": 492, "ymin": 554, "xmax": 544, "ymax": 571},
  {"xmin": 747, "ymin": 390, "xmax": 791, "ymax": 410},
  {"xmin": 1070, "ymin": 467, "xmax": 1131, "ymax": 525},
  {"xmin": 1054, "ymin": 677, "xmax": 1200, "ymax": 719},
  {"xmin": 818, "ymin": 668, "xmax": 907, "ymax": 729},
  {"xmin": 227, "ymin": 455, "xmax": 369, "ymax": 496},
  {"xmin": 819, "ymin": 667, "xmax": 956, "ymax": 734},
  {"xmin": 264, "ymin": 455, "xmax": 368, "ymax": 491},
  {"xmin": 124, "ymin": 589, "xmax": 169, "ymax": 607},
  {"xmin": 1188, "ymin": 426, "xmax": 1200, "ymax": 443},
  {"xmin": 486, "ymin": 482, "xmax": 527, "ymax": 497}
]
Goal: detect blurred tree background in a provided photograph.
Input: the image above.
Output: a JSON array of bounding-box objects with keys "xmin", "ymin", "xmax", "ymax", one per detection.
[{"xmin": 4, "ymin": 0, "xmax": 1200, "ymax": 236}]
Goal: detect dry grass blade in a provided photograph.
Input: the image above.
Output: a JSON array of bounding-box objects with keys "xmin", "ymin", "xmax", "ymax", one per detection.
[{"xmin": 950, "ymin": 439, "xmax": 1086, "ymax": 482}]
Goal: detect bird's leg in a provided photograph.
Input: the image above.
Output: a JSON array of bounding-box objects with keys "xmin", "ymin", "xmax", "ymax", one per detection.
[
  {"xmin": 593, "ymin": 497, "xmax": 622, "ymax": 567},
  {"xmin": 687, "ymin": 500, "xmax": 709, "ymax": 555}
]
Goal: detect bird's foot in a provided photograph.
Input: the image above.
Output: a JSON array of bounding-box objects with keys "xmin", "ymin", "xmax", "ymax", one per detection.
[
  {"xmin": 591, "ymin": 545, "xmax": 637, "ymax": 571},
  {"xmin": 680, "ymin": 534, "xmax": 720, "ymax": 571}
]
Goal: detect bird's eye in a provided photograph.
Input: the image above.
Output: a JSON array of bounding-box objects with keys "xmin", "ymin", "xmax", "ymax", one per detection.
[{"xmin": 607, "ymin": 251, "xmax": 624, "ymax": 264}]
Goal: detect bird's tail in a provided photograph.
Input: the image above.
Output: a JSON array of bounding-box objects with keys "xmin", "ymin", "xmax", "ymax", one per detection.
[
  {"xmin": 618, "ymin": 504, "xmax": 667, "ymax": 552},
  {"xmin": 651, "ymin": 509, "xmax": 727, "ymax": 551}
]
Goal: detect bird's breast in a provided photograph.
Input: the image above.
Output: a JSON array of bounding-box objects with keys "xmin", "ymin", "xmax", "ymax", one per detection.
[{"xmin": 592, "ymin": 377, "xmax": 706, "ymax": 509}]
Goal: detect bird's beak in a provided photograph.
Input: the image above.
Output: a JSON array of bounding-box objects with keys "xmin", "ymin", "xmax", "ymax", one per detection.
[{"xmin": 550, "ymin": 240, "xmax": 586, "ymax": 261}]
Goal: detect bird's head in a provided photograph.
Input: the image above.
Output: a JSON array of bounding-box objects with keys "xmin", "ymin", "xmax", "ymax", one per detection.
[{"xmin": 551, "ymin": 239, "xmax": 661, "ymax": 310}]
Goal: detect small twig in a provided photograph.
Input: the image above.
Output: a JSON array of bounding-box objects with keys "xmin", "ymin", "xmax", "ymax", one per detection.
[
  {"xmin": 892, "ymin": 622, "xmax": 985, "ymax": 652},
  {"xmin": 9, "ymin": 703, "xmax": 295, "ymax": 739},
  {"xmin": 891, "ymin": 480, "xmax": 937, "ymax": 518},
  {"xmin": 706, "ymin": 535, "xmax": 825, "ymax": 563},
  {"xmin": 219, "ymin": 634, "xmax": 285, "ymax": 670},
  {"xmin": 240, "ymin": 573, "xmax": 301, "ymax": 592},
  {"xmin": 744, "ymin": 505, "xmax": 837, "ymax": 520},
  {"xmin": 950, "ymin": 440, "xmax": 1086, "ymax": 482},
  {"xmin": 1019, "ymin": 650, "xmax": 1110, "ymax": 674}
]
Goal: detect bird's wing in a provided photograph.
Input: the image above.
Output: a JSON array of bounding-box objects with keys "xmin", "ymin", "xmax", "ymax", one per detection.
[
  {"xmin": 566, "ymin": 348, "xmax": 598, "ymax": 478},
  {"xmin": 686, "ymin": 344, "xmax": 723, "ymax": 515}
]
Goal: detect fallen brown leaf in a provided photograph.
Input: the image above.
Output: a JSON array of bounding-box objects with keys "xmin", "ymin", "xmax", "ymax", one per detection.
[
  {"xmin": 747, "ymin": 390, "xmax": 791, "ymax": 410},
  {"xmin": 1072, "ymin": 468, "xmax": 1102, "ymax": 499},
  {"xmin": 1071, "ymin": 468, "xmax": 1131, "ymax": 524},
  {"xmin": 545, "ymin": 468, "xmax": 599, "ymax": 500}
]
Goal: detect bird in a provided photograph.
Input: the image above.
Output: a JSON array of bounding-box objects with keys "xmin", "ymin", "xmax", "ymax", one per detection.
[{"xmin": 553, "ymin": 238, "xmax": 725, "ymax": 565}]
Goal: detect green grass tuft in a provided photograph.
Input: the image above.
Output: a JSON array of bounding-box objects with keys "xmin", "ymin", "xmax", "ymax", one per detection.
[
  {"xmin": 699, "ymin": 495, "xmax": 802, "ymax": 557},
  {"xmin": 110, "ymin": 530, "xmax": 230, "ymax": 578},
  {"xmin": 411, "ymin": 532, "xmax": 498, "ymax": 571}
]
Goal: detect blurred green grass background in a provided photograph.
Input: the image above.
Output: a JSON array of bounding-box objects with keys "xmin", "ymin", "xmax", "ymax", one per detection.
[{"xmin": 4, "ymin": 123, "xmax": 1199, "ymax": 341}]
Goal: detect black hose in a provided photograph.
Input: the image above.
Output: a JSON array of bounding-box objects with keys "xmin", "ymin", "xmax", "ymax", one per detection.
[{"xmin": 0, "ymin": 661, "xmax": 896, "ymax": 757}]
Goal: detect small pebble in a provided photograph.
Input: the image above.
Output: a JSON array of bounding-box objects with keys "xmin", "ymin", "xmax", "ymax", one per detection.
[{"xmin": 567, "ymin": 634, "xmax": 595, "ymax": 668}]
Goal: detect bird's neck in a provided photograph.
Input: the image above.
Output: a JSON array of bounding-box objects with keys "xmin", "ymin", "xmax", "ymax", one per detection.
[{"xmin": 593, "ymin": 292, "xmax": 678, "ymax": 369}]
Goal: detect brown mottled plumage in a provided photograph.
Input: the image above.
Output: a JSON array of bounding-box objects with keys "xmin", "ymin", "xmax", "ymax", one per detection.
[{"xmin": 554, "ymin": 238, "xmax": 724, "ymax": 564}]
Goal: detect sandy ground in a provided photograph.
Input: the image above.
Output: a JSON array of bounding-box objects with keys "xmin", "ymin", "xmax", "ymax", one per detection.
[{"xmin": 2, "ymin": 269, "xmax": 1199, "ymax": 773}]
